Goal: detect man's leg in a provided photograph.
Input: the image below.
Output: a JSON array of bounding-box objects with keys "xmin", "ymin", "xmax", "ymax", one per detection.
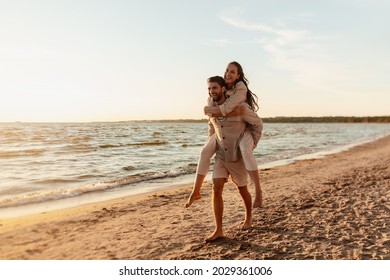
[
  {"xmin": 247, "ymin": 170, "xmax": 262, "ymax": 208},
  {"xmin": 227, "ymin": 156, "xmax": 253, "ymax": 229},
  {"xmin": 237, "ymin": 185, "xmax": 253, "ymax": 229},
  {"xmin": 205, "ymin": 178, "xmax": 225, "ymax": 241}
]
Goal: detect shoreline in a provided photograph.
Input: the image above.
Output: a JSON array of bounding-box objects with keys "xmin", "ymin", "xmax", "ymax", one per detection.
[
  {"xmin": 0, "ymin": 135, "xmax": 389, "ymax": 259},
  {"xmin": 0, "ymin": 134, "xmax": 386, "ymax": 219}
]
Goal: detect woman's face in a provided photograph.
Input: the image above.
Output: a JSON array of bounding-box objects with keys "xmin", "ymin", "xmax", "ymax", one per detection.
[{"xmin": 224, "ymin": 63, "xmax": 240, "ymax": 86}]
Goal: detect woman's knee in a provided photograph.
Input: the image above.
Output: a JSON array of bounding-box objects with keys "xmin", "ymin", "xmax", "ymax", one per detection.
[
  {"xmin": 200, "ymin": 141, "xmax": 215, "ymax": 158},
  {"xmin": 200, "ymin": 147, "xmax": 213, "ymax": 159},
  {"xmin": 239, "ymin": 138, "xmax": 254, "ymax": 155}
]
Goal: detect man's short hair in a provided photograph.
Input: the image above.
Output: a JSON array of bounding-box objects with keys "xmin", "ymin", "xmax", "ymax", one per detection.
[{"xmin": 207, "ymin": 76, "xmax": 226, "ymax": 87}]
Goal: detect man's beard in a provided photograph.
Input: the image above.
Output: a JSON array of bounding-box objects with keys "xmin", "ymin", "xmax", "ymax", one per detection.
[{"xmin": 212, "ymin": 91, "xmax": 223, "ymax": 102}]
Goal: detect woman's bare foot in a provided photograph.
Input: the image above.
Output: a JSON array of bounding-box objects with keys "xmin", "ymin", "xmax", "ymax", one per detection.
[
  {"xmin": 205, "ymin": 230, "xmax": 224, "ymax": 242},
  {"xmin": 253, "ymin": 193, "xmax": 263, "ymax": 208},
  {"xmin": 185, "ymin": 192, "xmax": 201, "ymax": 208}
]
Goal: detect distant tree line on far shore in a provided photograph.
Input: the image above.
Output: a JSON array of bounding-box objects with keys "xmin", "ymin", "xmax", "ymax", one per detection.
[
  {"xmin": 261, "ymin": 116, "xmax": 390, "ymax": 123},
  {"xmin": 130, "ymin": 116, "xmax": 390, "ymax": 123}
]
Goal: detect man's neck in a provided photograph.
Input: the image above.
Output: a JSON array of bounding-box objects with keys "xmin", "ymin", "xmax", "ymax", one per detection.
[{"xmin": 217, "ymin": 94, "xmax": 226, "ymax": 105}]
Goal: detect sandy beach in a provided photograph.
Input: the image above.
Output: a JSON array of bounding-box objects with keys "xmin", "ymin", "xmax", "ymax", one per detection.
[{"xmin": 0, "ymin": 135, "xmax": 389, "ymax": 260}]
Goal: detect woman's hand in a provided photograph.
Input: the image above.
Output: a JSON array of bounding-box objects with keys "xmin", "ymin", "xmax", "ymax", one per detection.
[{"xmin": 226, "ymin": 105, "xmax": 245, "ymax": 117}]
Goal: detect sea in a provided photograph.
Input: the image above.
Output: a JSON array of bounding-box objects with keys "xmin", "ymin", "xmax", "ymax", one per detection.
[{"xmin": 1, "ymin": 121, "xmax": 389, "ymax": 218}]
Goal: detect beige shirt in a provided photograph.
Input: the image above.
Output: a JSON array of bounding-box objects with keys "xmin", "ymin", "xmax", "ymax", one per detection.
[{"xmin": 208, "ymin": 104, "xmax": 263, "ymax": 162}]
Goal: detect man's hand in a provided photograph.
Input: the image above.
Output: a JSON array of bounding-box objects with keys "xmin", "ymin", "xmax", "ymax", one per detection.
[{"xmin": 204, "ymin": 105, "xmax": 220, "ymax": 116}]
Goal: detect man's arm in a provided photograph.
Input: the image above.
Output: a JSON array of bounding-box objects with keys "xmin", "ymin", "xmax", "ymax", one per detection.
[{"xmin": 208, "ymin": 119, "xmax": 215, "ymax": 138}]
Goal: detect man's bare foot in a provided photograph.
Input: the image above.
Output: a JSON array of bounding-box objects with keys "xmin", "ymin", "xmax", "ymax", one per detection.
[
  {"xmin": 241, "ymin": 215, "xmax": 253, "ymax": 229},
  {"xmin": 185, "ymin": 192, "xmax": 201, "ymax": 208},
  {"xmin": 205, "ymin": 230, "xmax": 224, "ymax": 242},
  {"xmin": 241, "ymin": 217, "xmax": 253, "ymax": 229}
]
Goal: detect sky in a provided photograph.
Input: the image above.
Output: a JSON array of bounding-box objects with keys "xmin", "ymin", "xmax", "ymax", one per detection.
[{"xmin": 0, "ymin": 0, "xmax": 389, "ymax": 122}]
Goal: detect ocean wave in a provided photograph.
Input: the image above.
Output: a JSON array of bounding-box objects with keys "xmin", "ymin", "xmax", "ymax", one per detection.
[
  {"xmin": 0, "ymin": 164, "xmax": 197, "ymax": 208},
  {"xmin": 0, "ymin": 184, "xmax": 108, "ymax": 208},
  {"xmin": 98, "ymin": 141, "xmax": 168, "ymax": 149},
  {"xmin": 182, "ymin": 143, "xmax": 203, "ymax": 147},
  {"xmin": 60, "ymin": 144, "xmax": 96, "ymax": 153},
  {"xmin": 0, "ymin": 148, "xmax": 45, "ymax": 158},
  {"xmin": 99, "ymin": 144, "xmax": 119, "ymax": 149},
  {"xmin": 122, "ymin": 165, "xmax": 136, "ymax": 171},
  {"xmin": 32, "ymin": 178, "xmax": 81, "ymax": 185},
  {"xmin": 111, "ymin": 164, "xmax": 197, "ymax": 186},
  {"xmin": 0, "ymin": 186, "xmax": 38, "ymax": 196},
  {"xmin": 66, "ymin": 136, "xmax": 93, "ymax": 143},
  {"xmin": 126, "ymin": 141, "xmax": 168, "ymax": 146},
  {"xmin": 0, "ymin": 130, "xmax": 25, "ymax": 139}
]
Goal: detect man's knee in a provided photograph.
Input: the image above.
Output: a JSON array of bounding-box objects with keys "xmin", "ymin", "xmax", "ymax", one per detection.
[
  {"xmin": 212, "ymin": 178, "xmax": 225, "ymax": 194},
  {"xmin": 237, "ymin": 185, "xmax": 248, "ymax": 194}
]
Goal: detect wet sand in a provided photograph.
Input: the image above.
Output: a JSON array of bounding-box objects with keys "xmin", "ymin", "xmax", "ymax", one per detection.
[{"xmin": 0, "ymin": 136, "xmax": 389, "ymax": 260}]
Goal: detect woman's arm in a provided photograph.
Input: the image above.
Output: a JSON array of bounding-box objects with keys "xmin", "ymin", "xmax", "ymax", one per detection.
[
  {"xmin": 204, "ymin": 105, "xmax": 245, "ymax": 117},
  {"xmin": 204, "ymin": 81, "xmax": 247, "ymax": 117},
  {"xmin": 219, "ymin": 81, "xmax": 247, "ymax": 116}
]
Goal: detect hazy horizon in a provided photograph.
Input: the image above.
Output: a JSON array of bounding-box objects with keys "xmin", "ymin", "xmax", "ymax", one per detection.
[{"xmin": 2, "ymin": 115, "xmax": 390, "ymax": 124}]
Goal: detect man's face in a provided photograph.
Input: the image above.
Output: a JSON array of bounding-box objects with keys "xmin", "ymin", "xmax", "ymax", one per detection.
[{"xmin": 208, "ymin": 82, "xmax": 225, "ymax": 102}]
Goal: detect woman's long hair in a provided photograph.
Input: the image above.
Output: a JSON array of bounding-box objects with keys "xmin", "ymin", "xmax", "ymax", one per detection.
[{"xmin": 227, "ymin": 61, "xmax": 259, "ymax": 112}]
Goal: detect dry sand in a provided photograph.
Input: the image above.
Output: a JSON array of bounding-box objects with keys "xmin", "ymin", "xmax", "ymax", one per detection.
[{"xmin": 0, "ymin": 136, "xmax": 389, "ymax": 260}]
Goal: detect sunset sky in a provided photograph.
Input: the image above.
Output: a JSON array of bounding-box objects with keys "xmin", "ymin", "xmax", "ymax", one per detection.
[{"xmin": 1, "ymin": 0, "xmax": 389, "ymax": 122}]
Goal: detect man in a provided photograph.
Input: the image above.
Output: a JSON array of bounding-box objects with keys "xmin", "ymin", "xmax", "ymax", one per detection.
[{"xmin": 205, "ymin": 76, "xmax": 263, "ymax": 242}]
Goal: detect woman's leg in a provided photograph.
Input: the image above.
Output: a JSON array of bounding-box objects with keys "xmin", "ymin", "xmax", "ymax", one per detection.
[
  {"xmin": 239, "ymin": 130, "xmax": 263, "ymax": 208},
  {"xmin": 185, "ymin": 134, "xmax": 216, "ymax": 208}
]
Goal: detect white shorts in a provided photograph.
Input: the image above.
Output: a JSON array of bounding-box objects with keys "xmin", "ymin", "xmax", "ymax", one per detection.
[{"xmin": 212, "ymin": 156, "xmax": 247, "ymax": 187}]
